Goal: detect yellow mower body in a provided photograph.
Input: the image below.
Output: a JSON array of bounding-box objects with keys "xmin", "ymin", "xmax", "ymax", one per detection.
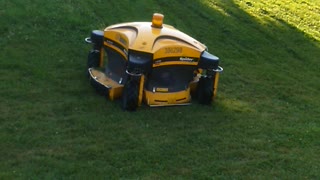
[{"xmin": 85, "ymin": 13, "xmax": 223, "ymax": 110}]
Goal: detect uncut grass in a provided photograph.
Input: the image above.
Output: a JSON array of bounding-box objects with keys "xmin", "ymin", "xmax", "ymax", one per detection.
[{"xmin": 1, "ymin": 0, "xmax": 319, "ymax": 178}]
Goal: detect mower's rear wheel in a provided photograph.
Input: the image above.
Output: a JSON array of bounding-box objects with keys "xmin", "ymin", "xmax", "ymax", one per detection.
[
  {"xmin": 87, "ymin": 50, "xmax": 100, "ymax": 69},
  {"xmin": 122, "ymin": 78, "xmax": 140, "ymax": 111},
  {"xmin": 197, "ymin": 77, "xmax": 213, "ymax": 105}
]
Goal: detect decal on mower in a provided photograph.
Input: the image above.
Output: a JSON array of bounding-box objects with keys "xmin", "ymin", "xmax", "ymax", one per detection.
[
  {"xmin": 179, "ymin": 57, "xmax": 194, "ymax": 62},
  {"xmin": 156, "ymin": 87, "xmax": 169, "ymax": 92},
  {"xmin": 164, "ymin": 47, "xmax": 182, "ymax": 54}
]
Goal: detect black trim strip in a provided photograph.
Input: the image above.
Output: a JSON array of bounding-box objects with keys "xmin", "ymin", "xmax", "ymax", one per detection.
[
  {"xmin": 155, "ymin": 100, "xmax": 168, "ymax": 102},
  {"xmin": 154, "ymin": 56, "xmax": 199, "ymax": 64}
]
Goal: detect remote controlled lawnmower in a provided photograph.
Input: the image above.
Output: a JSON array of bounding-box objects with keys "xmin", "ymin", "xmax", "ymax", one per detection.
[{"xmin": 85, "ymin": 13, "xmax": 223, "ymax": 110}]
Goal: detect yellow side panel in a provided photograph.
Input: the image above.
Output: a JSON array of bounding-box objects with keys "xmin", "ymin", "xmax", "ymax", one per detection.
[
  {"xmin": 213, "ymin": 73, "xmax": 220, "ymax": 99},
  {"xmin": 104, "ymin": 30, "xmax": 130, "ymax": 47},
  {"xmin": 109, "ymin": 87, "xmax": 123, "ymax": 100},
  {"xmin": 89, "ymin": 68, "xmax": 124, "ymax": 100},
  {"xmin": 104, "ymin": 30, "xmax": 130, "ymax": 59},
  {"xmin": 105, "ymin": 25, "xmax": 138, "ymax": 47},
  {"xmin": 144, "ymin": 88, "xmax": 191, "ymax": 106},
  {"xmin": 99, "ymin": 47, "xmax": 104, "ymax": 67},
  {"xmin": 138, "ymin": 75, "xmax": 145, "ymax": 106}
]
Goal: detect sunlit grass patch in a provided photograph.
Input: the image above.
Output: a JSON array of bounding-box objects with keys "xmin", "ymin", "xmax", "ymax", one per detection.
[{"xmin": 234, "ymin": 0, "xmax": 320, "ymax": 41}]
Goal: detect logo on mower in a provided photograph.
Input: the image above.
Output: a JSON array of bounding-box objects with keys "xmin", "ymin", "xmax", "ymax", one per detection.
[
  {"xmin": 106, "ymin": 40, "xmax": 113, "ymax": 45},
  {"xmin": 179, "ymin": 57, "xmax": 194, "ymax": 62}
]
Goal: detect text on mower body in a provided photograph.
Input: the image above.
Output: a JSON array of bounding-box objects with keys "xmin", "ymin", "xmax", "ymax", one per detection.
[{"xmin": 164, "ymin": 47, "xmax": 182, "ymax": 54}]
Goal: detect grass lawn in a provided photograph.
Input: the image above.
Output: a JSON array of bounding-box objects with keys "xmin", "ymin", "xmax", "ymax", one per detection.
[{"xmin": 1, "ymin": 0, "xmax": 319, "ymax": 178}]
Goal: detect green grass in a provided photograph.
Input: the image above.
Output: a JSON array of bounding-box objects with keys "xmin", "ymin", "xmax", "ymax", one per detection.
[{"xmin": 1, "ymin": 0, "xmax": 319, "ymax": 178}]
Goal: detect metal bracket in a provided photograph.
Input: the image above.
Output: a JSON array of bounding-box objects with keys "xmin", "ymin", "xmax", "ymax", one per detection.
[
  {"xmin": 85, "ymin": 37, "xmax": 92, "ymax": 44},
  {"xmin": 125, "ymin": 70, "xmax": 142, "ymax": 77},
  {"xmin": 211, "ymin": 66, "xmax": 223, "ymax": 73}
]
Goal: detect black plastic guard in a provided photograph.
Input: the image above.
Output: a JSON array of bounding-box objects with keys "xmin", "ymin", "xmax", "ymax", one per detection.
[
  {"xmin": 198, "ymin": 51, "xmax": 219, "ymax": 69},
  {"xmin": 91, "ymin": 30, "xmax": 104, "ymax": 48}
]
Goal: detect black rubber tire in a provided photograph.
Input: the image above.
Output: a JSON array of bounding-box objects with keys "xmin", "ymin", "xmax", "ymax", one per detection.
[
  {"xmin": 122, "ymin": 78, "xmax": 140, "ymax": 111},
  {"xmin": 87, "ymin": 50, "xmax": 100, "ymax": 69},
  {"xmin": 197, "ymin": 77, "xmax": 213, "ymax": 105}
]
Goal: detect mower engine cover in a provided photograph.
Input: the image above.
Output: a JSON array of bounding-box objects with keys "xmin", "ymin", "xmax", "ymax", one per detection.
[{"xmin": 85, "ymin": 13, "xmax": 223, "ymax": 111}]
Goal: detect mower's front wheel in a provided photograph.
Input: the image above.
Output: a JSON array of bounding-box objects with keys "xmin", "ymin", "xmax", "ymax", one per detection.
[
  {"xmin": 197, "ymin": 77, "xmax": 213, "ymax": 105},
  {"xmin": 122, "ymin": 77, "xmax": 140, "ymax": 111}
]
